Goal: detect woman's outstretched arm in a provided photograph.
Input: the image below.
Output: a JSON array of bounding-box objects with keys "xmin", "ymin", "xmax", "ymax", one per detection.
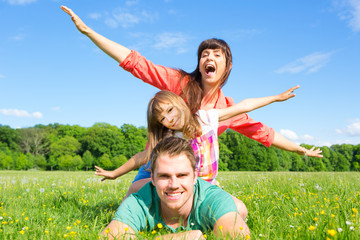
[{"xmin": 61, "ymin": 5, "xmax": 131, "ymax": 64}]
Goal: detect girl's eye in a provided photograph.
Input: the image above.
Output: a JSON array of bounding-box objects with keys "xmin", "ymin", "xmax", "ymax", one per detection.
[
  {"xmin": 168, "ymin": 107, "xmax": 173, "ymax": 113},
  {"xmin": 160, "ymin": 117, "xmax": 165, "ymax": 123}
]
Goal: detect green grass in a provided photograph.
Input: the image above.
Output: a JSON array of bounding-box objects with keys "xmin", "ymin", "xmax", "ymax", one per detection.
[{"xmin": 0, "ymin": 171, "xmax": 359, "ymax": 239}]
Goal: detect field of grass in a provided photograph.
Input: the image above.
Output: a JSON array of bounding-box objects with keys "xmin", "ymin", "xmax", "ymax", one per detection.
[{"xmin": 0, "ymin": 170, "xmax": 359, "ymax": 239}]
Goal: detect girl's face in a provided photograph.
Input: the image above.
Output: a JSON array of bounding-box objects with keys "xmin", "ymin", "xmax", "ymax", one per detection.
[
  {"xmin": 157, "ymin": 102, "xmax": 185, "ymax": 131},
  {"xmin": 199, "ymin": 48, "xmax": 227, "ymax": 87}
]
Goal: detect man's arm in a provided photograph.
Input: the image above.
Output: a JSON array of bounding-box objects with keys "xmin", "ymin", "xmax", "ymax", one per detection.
[
  {"xmin": 61, "ymin": 6, "xmax": 131, "ymax": 64},
  {"xmin": 218, "ymin": 85, "xmax": 299, "ymax": 122},
  {"xmin": 159, "ymin": 230, "xmax": 205, "ymax": 240},
  {"xmin": 213, "ymin": 212, "xmax": 251, "ymax": 239},
  {"xmin": 100, "ymin": 220, "xmax": 136, "ymax": 240},
  {"xmin": 95, "ymin": 150, "xmax": 148, "ymax": 181}
]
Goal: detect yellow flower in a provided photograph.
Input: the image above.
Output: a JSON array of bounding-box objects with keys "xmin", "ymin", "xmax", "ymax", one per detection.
[
  {"xmin": 48, "ymin": 218, "xmax": 52, "ymax": 221},
  {"xmin": 2, "ymin": 221, "xmax": 8, "ymax": 225},
  {"xmin": 70, "ymin": 231, "xmax": 76, "ymax": 236},
  {"xmin": 331, "ymin": 214, "xmax": 335, "ymax": 218},
  {"xmin": 24, "ymin": 217, "xmax": 29, "ymax": 220},
  {"xmin": 203, "ymin": 234, "xmax": 207, "ymax": 238},
  {"xmin": 352, "ymin": 208, "xmax": 358, "ymax": 214},
  {"xmin": 219, "ymin": 225, "xmax": 223, "ymax": 230},
  {"xmin": 151, "ymin": 230, "xmax": 157, "ymax": 234},
  {"xmin": 20, "ymin": 230, "xmax": 25, "ymax": 235},
  {"xmin": 313, "ymin": 217, "xmax": 319, "ymax": 221},
  {"xmin": 45, "ymin": 230, "xmax": 49, "ymax": 234},
  {"xmin": 84, "ymin": 225, "xmax": 88, "ymax": 229},
  {"xmin": 63, "ymin": 234, "xmax": 68, "ymax": 238},
  {"xmin": 239, "ymin": 226, "xmax": 244, "ymax": 230},
  {"xmin": 105, "ymin": 228, "xmax": 111, "ymax": 234},
  {"xmin": 124, "ymin": 227, "xmax": 128, "ymax": 232},
  {"xmin": 245, "ymin": 235, "xmax": 250, "ymax": 240},
  {"xmin": 309, "ymin": 225, "xmax": 316, "ymax": 231},
  {"xmin": 321, "ymin": 210, "xmax": 325, "ymax": 215},
  {"xmin": 157, "ymin": 223, "xmax": 163, "ymax": 229},
  {"xmin": 327, "ymin": 229, "xmax": 337, "ymax": 236},
  {"xmin": 66, "ymin": 226, "xmax": 71, "ymax": 231},
  {"xmin": 76, "ymin": 220, "xmax": 81, "ymax": 224}
]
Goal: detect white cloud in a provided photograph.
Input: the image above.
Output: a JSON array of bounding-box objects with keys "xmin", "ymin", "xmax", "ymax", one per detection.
[
  {"xmin": 0, "ymin": 108, "xmax": 43, "ymax": 118},
  {"xmin": 105, "ymin": 7, "xmax": 158, "ymax": 28},
  {"xmin": 275, "ymin": 51, "xmax": 334, "ymax": 74},
  {"xmin": 336, "ymin": 119, "xmax": 360, "ymax": 136},
  {"xmin": 51, "ymin": 106, "xmax": 61, "ymax": 111},
  {"xmin": 9, "ymin": 34, "xmax": 24, "ymax": 41},
  {"xmin": 280, "ymin": 129, "xmax": 299, "ymax": 140},
  {"xmin": 125, "ymin": 0, "xmax": 139, "ymax": 6},
  {"xmin": 336, "ymin": 0, "xmax": 360, "ymax": 32},
  {"xmin": 88, "ymin": 13, "xmax": 101, "ymax": 20},
  {"xmin": 153, "ymin": 32, "xmax": 190, "ymax": 54},
  {"xmin": 3, "ymin": 0, "xmax": 37, "ymax": 5}
]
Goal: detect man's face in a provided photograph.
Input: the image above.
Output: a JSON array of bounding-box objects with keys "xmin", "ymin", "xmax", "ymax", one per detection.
[{"xmin": 151, "ymin": 153, "xmax": 197, "ymax": 214}]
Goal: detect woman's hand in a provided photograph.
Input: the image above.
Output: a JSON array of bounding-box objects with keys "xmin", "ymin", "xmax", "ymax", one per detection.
[{"xmin": 61, "ymin": 6, "xmax": 89, "ymax": 35}]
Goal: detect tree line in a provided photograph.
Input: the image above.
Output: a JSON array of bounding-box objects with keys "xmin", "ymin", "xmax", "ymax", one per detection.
[{"xmin": 0, "ymin": 123, "xmax": 359, "ymax": 171}]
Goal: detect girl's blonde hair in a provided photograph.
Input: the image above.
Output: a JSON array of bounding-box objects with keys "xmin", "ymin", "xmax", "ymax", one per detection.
[{"xmin": 145, "ymin": 91, "xmax": 202, "ymax": 165}]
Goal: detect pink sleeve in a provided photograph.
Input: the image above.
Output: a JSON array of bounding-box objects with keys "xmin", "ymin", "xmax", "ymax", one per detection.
[
  {"xmin": 120, "ymin": 50, "xmax": 184, "ymax": 94},
  {"xmin": 218, "ymin": 97, "xmax": 275, "ymax": 147}
]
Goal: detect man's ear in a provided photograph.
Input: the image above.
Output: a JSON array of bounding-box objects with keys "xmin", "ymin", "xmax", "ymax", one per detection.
[
  {"xmin": 151, "ymin": 173, "xmax": 155, "ymax": 185},
  {"xmin": 193, "ymin": 170, "xmax": 198, "ymax": 185}
]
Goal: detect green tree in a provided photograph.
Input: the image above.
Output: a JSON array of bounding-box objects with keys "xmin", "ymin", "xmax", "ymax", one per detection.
[
  {"xmin": 34, "ymin": 154, "xmax": 47, "ymax": 170},
  {"xmin": 98, "ymin": 153, "xmax": 113, "ymax": 169},
  {"xmin": 15, "ymin": 154, "xmax": 28, "ymax": 170},
  {"xmin": 0, "ymin": 125, "xmax": 19, "ymax": 151},
  {"xmin": 82, "ymin": 123, "xmax": 125, "ymax": 158},
  {"xmin": 82, "ymin": 150, "xmax": 95, "ymax": 171},
  {"xmin": 0, "ymin": 151, "xmax": 13, "ymax": 170},
  {"xmin": 47, "ymin": 156, "xmax": 58, "ymax": 171},
  {"xmin": 50, "ymin": 136, "xmax": 81, "ymax": 158},
  {"xmin": 72, "ymin": 155, "xmax": 83, "ymax": 170},
  {"xmin": 121, "ymin": 124, "xmax": 147, "ymax": 158},
  {"xmin": 58, "ymin": 155, "xmax": 74, "ymax": 171}
]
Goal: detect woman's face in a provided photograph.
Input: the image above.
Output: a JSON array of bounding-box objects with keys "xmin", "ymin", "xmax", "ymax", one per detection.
[
  {"xmin": 199, "ymin": 48, "xmax": 227, "ymax": 88},
  {"xmin": 156, "ymin": 102, "xmax": 185, "ymax": 131}
]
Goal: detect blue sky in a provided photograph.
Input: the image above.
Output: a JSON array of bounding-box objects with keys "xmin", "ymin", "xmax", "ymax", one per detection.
[{"xmin": 1, "ymin": 0, "xmax": 359, "ymax": 147}]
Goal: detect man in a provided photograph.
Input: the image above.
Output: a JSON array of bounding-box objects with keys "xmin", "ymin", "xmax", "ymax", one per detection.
[{"xmin": 101, "ymin": 137, "xmax": 250, "ymax": 239}]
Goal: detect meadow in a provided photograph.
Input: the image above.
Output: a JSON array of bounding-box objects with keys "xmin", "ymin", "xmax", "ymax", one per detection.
[{"xmin": 0, "ymin": 171, "xmax": 359, "ymax": 239}]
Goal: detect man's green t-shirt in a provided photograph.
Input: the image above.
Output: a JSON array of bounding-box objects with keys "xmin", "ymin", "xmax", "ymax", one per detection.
[{"xmin": 113, "ymin": 178, "xmax": 237, "ymax": 233}]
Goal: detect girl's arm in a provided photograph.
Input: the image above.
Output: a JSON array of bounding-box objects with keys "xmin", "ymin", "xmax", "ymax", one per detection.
[
  {"xmin": 95, "ymin": 150, "xmax": 148, "ymax": 181},
  {"xmin": 217, "ymin": 85, "xmax": 299, "ymax": 122},
  {"xmin": 61, "ymin": 6, "xmax": 131, "ymax": 64}
]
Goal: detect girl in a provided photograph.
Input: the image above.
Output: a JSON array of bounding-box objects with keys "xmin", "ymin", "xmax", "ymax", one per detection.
[{"xmin": 96, "ymin": 86, "xmax": 303, "ymax": 218}]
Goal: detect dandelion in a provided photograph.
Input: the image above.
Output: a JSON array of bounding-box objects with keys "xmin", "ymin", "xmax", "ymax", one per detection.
[
  {"xmin": 157, "ymin": 223, "xmax": 163, "ymax": 229},
  {"xmin": 151, "ymin": 230, "xmax": 157, "ymax": 234},
  {"xmin": 203, "ymin": 234, "xmax": 207, "ymax": 238},
  {"xmin": 20, "ymin": 230, "xmax": 25, "ymax": 234},
  {"xmin": 84, "ymin": 225, "xmax": 88, "ymax": 229},
  {"xmin": 309, "ymin": 225, "xmax": 316, "ymax": 231},
  {"xmin": 48, "ymin": 218, "xmax": 52, "ymax": 221},
  {"xmin": 313, "ymin": 217, "xmax": 319, "ymax": 221},
  {"xmin": 63, "ymin": 234, "xmax": 68, "ymax": 238},
  {"xmin": 124, "ymin": 228, "xmax": 128, "ymax": 232},
  {"xmin": 2, "ymin": 221, "xmax": 8, "ymax": 225},
  {"xmin": 327, "ymin": 229, "xmax": 337, "ymax": 237},
  {"xmin": 105, "ymin": 228, "xmax": 111, "ymax": 234},
  {"xmin": 76, "ymin": 220, "xmax": 81, "ymax": 224},
  {"xmin": 45, "ymin": 230, "xmax": 49, "ymax": 234},
  {"xmin": 352, "ymin": 208, "xmax": 358, "ymax": 214},
  {"xmin": 66, "ymin": 226, "xmax": 71, "ymax": 231},
  {"xmin": 331, "ymin": 214, "xmax": 335, "ymax": 218},
  {"xmin": 245, "ymin": 235, "xmax": 250, "ymax": 240},
  {"xmin": 239, "ymin": 226, "xmax": 244, "ymax": 230},
  {"xmin": 24, "ymin": 217, "xmax": 29, "ymax": 220}
]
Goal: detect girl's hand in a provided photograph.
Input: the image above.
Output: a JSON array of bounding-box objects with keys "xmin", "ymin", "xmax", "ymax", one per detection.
[
  {"xmin": 304, "ymin": 146, "xmax": 323, "ymax": 158},
  {"xmin": 61, "ymin": 6, "xmax": 89, "ymax": 35},
  {"xmin": 95, "ymin": 166, "xmax": 116, "ymax": 181},
  {"xmin": 276, "ymin": 85, "xmax": 300, "ymax": 102}
]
